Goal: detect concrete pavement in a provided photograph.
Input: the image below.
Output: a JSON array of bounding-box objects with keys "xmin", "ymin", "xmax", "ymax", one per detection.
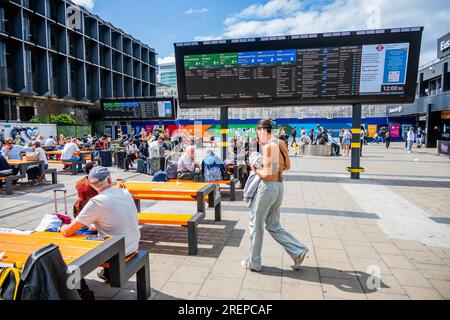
[{"xmin": 1, "ymin": 142, "xmax": 449, "ymax": 300}]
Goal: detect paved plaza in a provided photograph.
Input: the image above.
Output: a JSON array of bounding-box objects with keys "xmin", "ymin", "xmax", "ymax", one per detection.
[{"xmin": 1, "ymin": 142, "xmax": 449, "ymax": 300}]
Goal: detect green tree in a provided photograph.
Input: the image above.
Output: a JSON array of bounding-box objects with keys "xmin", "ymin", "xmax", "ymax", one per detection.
[
  {"xmin": 28, "ymin": 116, "xmax": 45, "ymax": 124},
  {"xmin": 48, "ymin": 114, "xmax": 77, "ymax": 125}
]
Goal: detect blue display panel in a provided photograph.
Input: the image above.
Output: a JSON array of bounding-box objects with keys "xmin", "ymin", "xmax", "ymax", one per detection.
[{"xmin": 100, "ymin": 98, "xmax": 176, "ymax": 120}]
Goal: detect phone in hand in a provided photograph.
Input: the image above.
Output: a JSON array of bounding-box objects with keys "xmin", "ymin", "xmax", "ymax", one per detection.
[{"xmin": 84, "ymin": 235, "xmax": 108, "ymax": 241}]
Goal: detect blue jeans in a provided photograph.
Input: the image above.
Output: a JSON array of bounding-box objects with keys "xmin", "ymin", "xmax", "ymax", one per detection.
[
  {"xmin": 246, "ymin": 180, "xmax": 309, "ymax": 270},
  {"xmin": 407, "ymin": 141, "xmax": 414, "ymax": 152},
  {"xmin": 62, "ymin": 157, "xmax": 83, "ymax": 172}
]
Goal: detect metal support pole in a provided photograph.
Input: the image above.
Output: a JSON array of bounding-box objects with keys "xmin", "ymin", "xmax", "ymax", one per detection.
[
  {"xmin": 350, "ymin": 103, "xmax": 363, "ymax": 180},
  {"xmin": 220, "ymin": 107, "xmax": 229, "ymax": 161}
]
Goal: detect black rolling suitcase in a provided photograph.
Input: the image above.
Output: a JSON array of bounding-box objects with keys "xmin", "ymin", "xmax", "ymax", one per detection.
[
  {"xmin": 99, "ymin": 150, "xmax": 113, "ymax": 167},
  {"xmin": 116, "ymin": 151, "xmax": 126, "ymax": 169},
  {"xmin": 137, "ymin": 159, "xmax": 147, "ymax": 174}
]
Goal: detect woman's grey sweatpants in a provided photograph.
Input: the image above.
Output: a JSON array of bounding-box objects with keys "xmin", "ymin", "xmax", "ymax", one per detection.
[{"xmin": 247, "ymin": 180, "xmax": 309, "ymax": 270}]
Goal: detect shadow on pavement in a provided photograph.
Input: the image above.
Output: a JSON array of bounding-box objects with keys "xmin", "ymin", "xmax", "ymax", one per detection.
[
  {"xmin": 222, "ymin": 205, "xmax": 380, "ymax": 219},
  {"xmin": 286, "ymin": 175, "xmax": 450, "ymax": 189},
  {"xmin": 261, "ymin": 266, "xmax": 389, "ymax": 294},
  {"xmin": 139, "ymin": 219, "xmax": 242, "ymax": 258}
]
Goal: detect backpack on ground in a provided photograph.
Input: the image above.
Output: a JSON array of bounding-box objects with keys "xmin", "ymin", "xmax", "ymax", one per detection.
[
  {"xmin": 166, "ymin": 160, "xmax": 178, "ymax": 179},
  {"xmin": 152, "ymin": 171, "xmax": 168, "ymax": 182}
]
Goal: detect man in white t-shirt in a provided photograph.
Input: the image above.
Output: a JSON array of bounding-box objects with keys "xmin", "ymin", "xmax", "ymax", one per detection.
[
  {"xmin": 61, "ymin": 138, "xmax": 83, "ymax": 172},
  {"xmin": 149, "ymin": 136, "xmax": 163, "ymax": 158},
  {"xmin": 45, "ymin": 136, "xmax": 57, "ymax": 148},
  {"xmin": 125, "ymin": 139, "xmax": 139, "ymax": 171},
  {"xmin": 61, "ymin": 166, "xmax": 140, "ymax": 284}
]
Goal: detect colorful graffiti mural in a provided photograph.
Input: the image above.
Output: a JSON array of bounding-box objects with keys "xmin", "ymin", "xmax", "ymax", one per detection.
[{"xmin": 129, "ymin": 117, "xmax": 409, "ymax": 141}]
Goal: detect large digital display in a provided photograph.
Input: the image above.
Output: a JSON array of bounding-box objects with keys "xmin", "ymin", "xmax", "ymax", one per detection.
[
  {"xmin": 100, "ymin": 98, "xmax": 176, "ymax": 120},
  {"xmin": 175, "ymin": 28, "xmax": 423, "ymax": 108}
]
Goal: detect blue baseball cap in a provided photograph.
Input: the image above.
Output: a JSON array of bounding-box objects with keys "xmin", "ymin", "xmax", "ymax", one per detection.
[{"xmin": 88, "ymin": 166, "xmax": 111, "ymax": 183}]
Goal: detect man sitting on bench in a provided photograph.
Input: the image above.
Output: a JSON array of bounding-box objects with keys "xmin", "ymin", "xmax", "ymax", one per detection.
[
  {"xmin": 202, "ymin": 149, "xmax": 228, "ymax": 182},
  {"xmin": 60, "ymin": 166, "xmax": 140, "ymax": 298},
  {"xmin": 0, "ymin": 153, "xmax": 13, "ymax": 186},
  {"xmin": 61, "ymin": 138, "xmax": 83, "ymax": 173},
  {"xmin": 177, "ymin": 146, "xmax": 203, "ymax": 182}
]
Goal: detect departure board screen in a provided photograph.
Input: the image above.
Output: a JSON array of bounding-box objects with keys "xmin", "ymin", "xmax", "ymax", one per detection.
[
  {"xmin": 175, "ymin": 28, "xmax": 422, "ymax": 108},
  {"xmin": 101, "ymin": 98, "xmax": 176, "ymax": 120}
]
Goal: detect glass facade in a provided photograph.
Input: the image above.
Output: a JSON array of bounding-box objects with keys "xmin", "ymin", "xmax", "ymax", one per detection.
[
  {"xmin": 0, "ymin": 0, "xmax": 158, "ymax": 120},
  {"xmin": 160, "ymin": 71, "xmax": 177, "ymax": 88}
]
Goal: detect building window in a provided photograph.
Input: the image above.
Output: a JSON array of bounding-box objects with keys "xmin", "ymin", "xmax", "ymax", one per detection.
[
  {"xmin": 0, "ymin": 8, "xmax": 5, "ymax": 34},
  {"xmin": 0, "ymin": 42, "xmax": 6, "ymax": 68},
  {"xmin": 23, "ymin": 15, "xmax": 30, "ymax": 41},
  {"xmin": 25, "ymin": 49, "xmax": 32, "ymax": 73}
]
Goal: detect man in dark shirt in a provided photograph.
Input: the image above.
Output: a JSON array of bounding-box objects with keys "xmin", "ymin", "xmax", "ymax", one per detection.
[{"xmin": 0, "ymin": 154, "xmax": 11, "ymax": 172}]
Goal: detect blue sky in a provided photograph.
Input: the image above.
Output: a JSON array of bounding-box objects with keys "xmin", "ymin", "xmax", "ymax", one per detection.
[{"xmin": 74, "ymin": 0, "xmax": 450, "ymax": 65}]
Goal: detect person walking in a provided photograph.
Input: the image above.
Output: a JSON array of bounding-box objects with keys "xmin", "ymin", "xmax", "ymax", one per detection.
[
  {"xmin": 309, "ymin": 129, "xmax": 315, "ymax": 145},
  {"xmin": 407, "ymin": 127, "xmax": 415, "ymax": 153},
  {"xmin": 290, "ymin": 128, "xmax": 297, "ymax": 147},
  {"xmin": 416, "ymin": 127, "xmax": 423, "ymax": 148},
  {"xmin": 385, "ymin": 131, "xmax": 391, "ymax": 149},
  {"xmin": 342, "ymin": 128, "xmax": 351, "ymax": 156},
  {"xmin": 241, "ymin": 119, "xmax": 309, "ymax": 272},
  {"xmin": 360, "ymin": 126, "xmax": 366, "ymax": 157}
]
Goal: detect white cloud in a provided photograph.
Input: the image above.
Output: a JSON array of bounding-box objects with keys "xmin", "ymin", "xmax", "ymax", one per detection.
[
  {"xmin": 157, "ymin": 55, "xmax": 175, "ymax": 65},
  {"xmin": 72, "ymin": 0, "xmax": 95, "ymax": 11},
  {"xmin": 185, "ymin": 8, "xmax": 209, "ymax": 15},
  {"xmin": 219, "ymin": 0, "xmax": 450, "ymax": 65},
  {"xmin": 194, "ymin": 35, "xmax": 224, "ymax": 41},
  {"xmin": 225, "ymin": 0, "xmax": 301, "ymax": 25}
]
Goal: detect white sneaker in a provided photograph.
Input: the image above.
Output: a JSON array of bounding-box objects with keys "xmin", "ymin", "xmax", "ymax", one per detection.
[
  {"xmin": 291, "ymin": 251, "xmax": 308, "ymax": 270},
  {"xmin": 241, "ymin": 259, "xmax": 262, "ymax": 272}
]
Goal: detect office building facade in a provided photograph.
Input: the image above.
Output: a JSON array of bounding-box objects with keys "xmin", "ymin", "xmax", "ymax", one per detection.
[
  {"xmin": 158, "ymin": 62, "xmax": 177, "ymax": 88},
  {"xmin": 387, "ymin": 32, "xmax": 450, "ymax": 149},
  {"xmin": 0, "ymin": 0, "xmax": 157, "ymax": 123}
]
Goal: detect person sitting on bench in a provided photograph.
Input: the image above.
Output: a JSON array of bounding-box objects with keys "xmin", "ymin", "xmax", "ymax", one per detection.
[
  {"xmin": 61, "ymin": 138, "xmax": 83, "ymax": 173},
  {"xmin": 73, "ymin": 162, "xmax": 98, "ymax": 218},
  {"xmin": 0, "ymin": 154, "xmax": 14, "ymax": 188},
  {"xmin": 60, "ymin": 166, "xmax": 140, "ymax": 297},
  {"xmin": 202, "ymin": 149, "xmax": 227, "ymax": 182},
  {"xmin": 177, "ymin": 146, "xmax": 203, "ymax": 182}
]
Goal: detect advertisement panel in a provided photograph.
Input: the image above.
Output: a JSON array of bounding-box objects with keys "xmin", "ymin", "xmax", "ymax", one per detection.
[{"xmin": 390, "ymin": 124, "xmax": 401, "ymax": 138}]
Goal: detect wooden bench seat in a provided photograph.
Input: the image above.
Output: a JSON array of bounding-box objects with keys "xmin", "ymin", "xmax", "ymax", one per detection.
[
  {"xmin": 0, "ymin": 174, "xmax": 25, "ymax": 195},
  {"xmin": 138, "ymin": 213, "xmax": 193, "ymax": 226},
  {"xmin": 103, "ymin": 250, "xmax": 151, "ymax": 300},
  {"xmin": 123, "ymin": 250, "xmax": 151, "ymax": 299},
  {"xmin": 138, "ymin": 212, "xmax": 205, "ymax": 255},
  {"xmin": 48, "ymin": 160, "xmax": 82, "ymax": 175},
  {"xmin": 44, "ymin": 168, "xmax": 58, "ymax": 184},
  {"xmin": 167, "ymin": 178, "xmax": 239, "ymax": 201},
  {"xmin": 132, "ymin": 193, "xmax": 207, "ymax": 202}
]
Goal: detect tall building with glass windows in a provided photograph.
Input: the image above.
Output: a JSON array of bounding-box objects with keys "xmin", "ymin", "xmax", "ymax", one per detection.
[
  {"xmin": 158, "ymin": 62, "xmax": 177, "ymax": 88},
  {"xmin": 0, "ymin": 0, "xmax": 157, "ymax": 122}
]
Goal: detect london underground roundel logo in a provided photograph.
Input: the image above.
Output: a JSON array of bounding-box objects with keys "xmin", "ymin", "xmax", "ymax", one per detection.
[{"xmin": 376, "ymin": 44, "xmax": 385, "ymax": 52}]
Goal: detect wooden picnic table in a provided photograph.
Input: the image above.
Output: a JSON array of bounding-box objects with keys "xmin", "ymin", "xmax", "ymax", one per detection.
[
  {"xmin": 0, "ymin": 231, "xmax": 150, "ymax": 299},
  {"xmin": 7, "ymin": 159, "xmax": 45, "ymax": 176},
  {"xmin": 45, "ymin": 150, "xmax": 95, "ymax": 162},
  {"xmin": 117, "ymin": 181, "xmax": 221, "ymax": 221}
]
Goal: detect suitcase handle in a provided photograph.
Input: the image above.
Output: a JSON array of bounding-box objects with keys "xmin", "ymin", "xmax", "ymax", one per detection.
[{"xmin": 54, "ymin": 189, "xmax": 68, "ymax": 216}]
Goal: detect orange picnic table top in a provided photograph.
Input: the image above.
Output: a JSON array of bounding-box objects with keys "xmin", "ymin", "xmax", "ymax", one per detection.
[
  {"xmin": 117, "ymin": 181, "xmax": 211, "ymax": 196},
  {"xmin": 7, "ymin": 159, "xmax": 43, "ymax": 166},
  {"xmin": 46, "ymin": 151, "xmax": 93, "ymax": 156},
  {"xmin": 0, "ymin": 231, "xmax": 110, "ymax": 268}
]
